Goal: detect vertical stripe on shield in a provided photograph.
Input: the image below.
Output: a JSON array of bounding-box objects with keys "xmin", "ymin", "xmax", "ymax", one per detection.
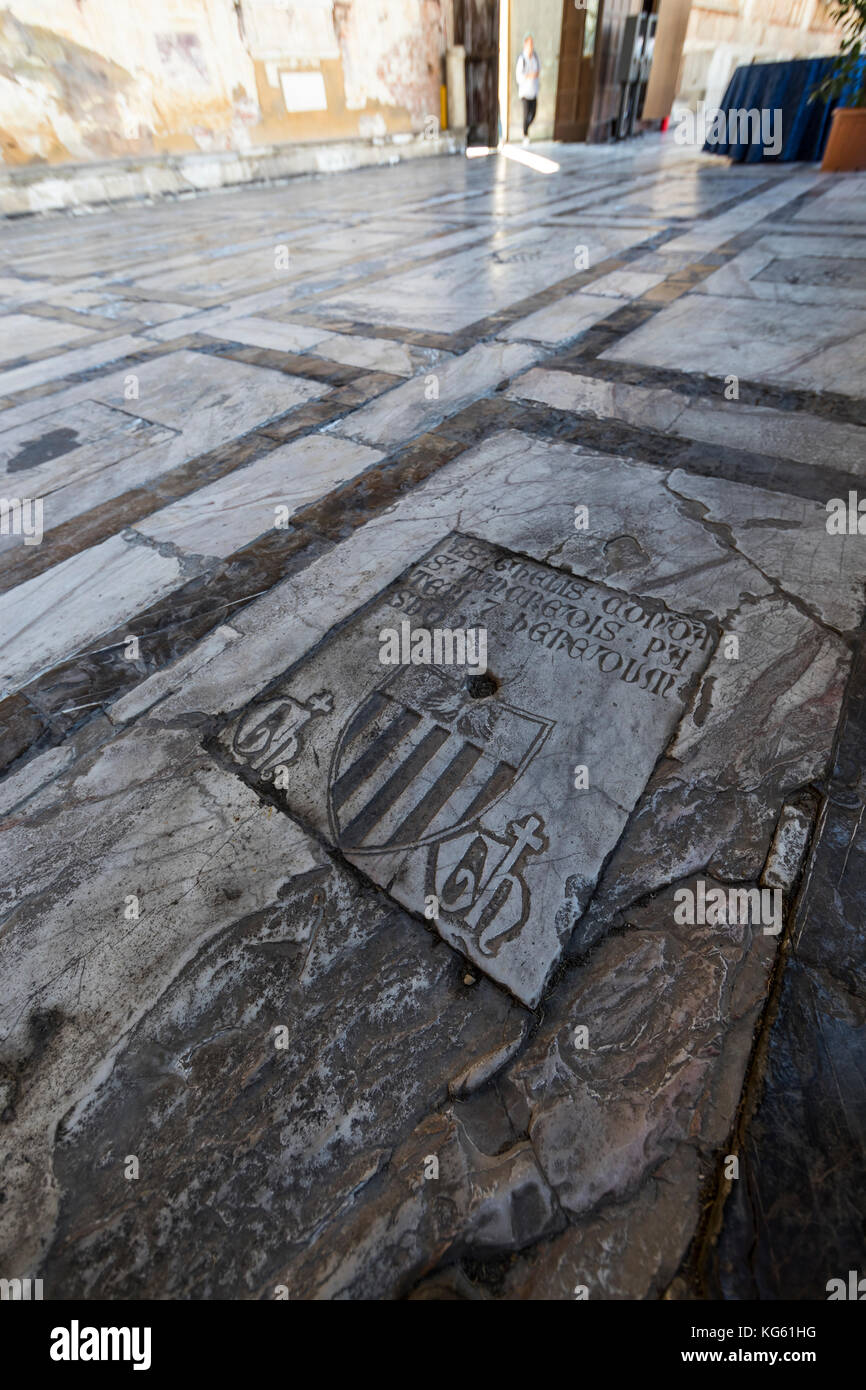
[
  {"xmin": 333, "ymin": 690, "xmax": 531, "ymax": 852},
  {"xmin": 331, "ymin": 702, "xmax": 420, "ymax": 811},
  {"xmin": 340, "ymin": 724, "xmax": 451, "ymax": 848},
  {"xmin": 384, "ymin": 740, "xmax": 484, "ymax": 847}
]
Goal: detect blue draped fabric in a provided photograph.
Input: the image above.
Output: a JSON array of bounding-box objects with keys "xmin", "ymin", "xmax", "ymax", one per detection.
[{"xmin": 703, "ymin": 56, "xmax": 865, "ymax": 163}]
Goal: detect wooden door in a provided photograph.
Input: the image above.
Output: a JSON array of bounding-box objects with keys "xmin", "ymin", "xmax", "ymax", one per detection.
[
  {"xmin": 454, "ymin": 0, "xmax": 500, "ymax": 145},
  {"xmin": 586, "ymin": 0, "xmax": 641, "ymax": 143},
  {"xmin": 554, "ymin": 0, "xmax": 597, "ymax": 141}
]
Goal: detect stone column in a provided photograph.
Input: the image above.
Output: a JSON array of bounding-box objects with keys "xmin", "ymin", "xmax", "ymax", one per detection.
[{"xmin": 446, "ymin": 45, "xmax": 467, "ymax": 133}]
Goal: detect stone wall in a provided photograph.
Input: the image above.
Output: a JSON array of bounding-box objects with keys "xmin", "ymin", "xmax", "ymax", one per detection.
[
  {"xmin": 0, "ymin": 0, "xmax": 448, "ymax": 168},
  {"xmin": 677, "ymin": 0, "xmax": 841, "ymax": 111}
]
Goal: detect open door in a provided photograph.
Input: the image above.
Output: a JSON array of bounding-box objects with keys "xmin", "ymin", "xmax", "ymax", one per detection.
[
  {"xmin": 454, "ymin": 0, "xmax": 500, "ymax": 146},
  {"xmin": 553, "ymin": 0, "xmax": 599, "ymax": 142}
]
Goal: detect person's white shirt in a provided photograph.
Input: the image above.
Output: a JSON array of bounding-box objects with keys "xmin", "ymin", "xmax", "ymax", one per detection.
[{"xmin": 516, "ymin": 50, "xmax": 540, "ymax": 100}]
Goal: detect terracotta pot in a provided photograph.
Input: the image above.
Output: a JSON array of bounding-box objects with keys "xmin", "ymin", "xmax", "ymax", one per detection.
[{"xmin": 821, "ymin": 105, "xmax": 866, "ymax": 172}]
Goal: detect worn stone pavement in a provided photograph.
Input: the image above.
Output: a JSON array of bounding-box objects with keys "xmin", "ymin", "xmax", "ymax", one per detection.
[{"xmin": 1, "ymin": 137, "xmax": 865, "ymax": 1300}]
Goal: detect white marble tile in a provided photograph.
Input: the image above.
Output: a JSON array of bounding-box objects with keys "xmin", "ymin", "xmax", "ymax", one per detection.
[
  {"xmin": 0, "ymin": 534, "xmax": 185, "ymax": 695},
  {"xmin": 91, "ymin": 298, "xmax": 199, "ymax": 326},
  {"xmin": 629, "ymin": 250, "xmax": 708, "ymax": 274},
  {"xmin": 0, "ymin": 400, "xmax": 176, "ymax": 496},
  {"xmin": 128, "ymin": 247, "xmax": 312, "ymax": 299},
  {"xmin": 205, "ymin": 317, "xmax": 331, "ymax": 354},
  {"xmin": 309, "ymin": 332, "xmax": 434, "ymax": 376},
  {"xmin": 136, "ymin": 434, "xmax": 384, "ymax": 558},
  {"xmin": 328, "ymin": 340, "xmax": 539, "ymax": 448},
  {"xmin": 0, "ymin": 335, "xmax": 149, "ymax": 398},
  {"xmin": 671, "ymin": 398, "xmax": 866, "ymax": 474},
  {"xmin": 793, "ymin": 182, "xmax": 866, "ymax": 224},
  {"xmin": 661, "ymin": 175, "xmax": 821, "ymax": 255},
  {"xmin": 0, "ymin": 404, "xmax": 177, "ymax": 551},
  {"xmin": 0, "ymin": 314, "xmax": 94, "ymax": 364},
  {"xmin": 108, "ymin": 624, "xmax": 243, "ymax": 724},
  {"xmin": 507, "ymin": 367, "xmax": 686, "ymax": 431},
  {"xmin": 593, "ymin": 176, "xmax": 737, "ymax": 220},
  {"xmin": 601, "ymin": 293, "xmax": 866, "ymax": 398},
  {"xmin": 500, "ymin": 292, "xmax": 622, "ymax": 345},
  {"xmin": 694, "ymin": 243, "xmax": 866, "ymax": 309},
  {"xmin": 739, "ymin": 232, "xmax": 866, "ymax": 262},
  {"xmin": 508, "ymin": 367, "xmax": 866, "ymax": 474},
  {"xmin": 582, "ymin": 269, "xmax": 667, "ymax": 299},
  {"xmin": 205, "ymin": 319, "xmax": 437, "ymax": 377},
  {"xmin": 142, "ymin": 288, "xmax": 298, "ymax": 342},
  {"xmin": 0, "ymin": 277, "xmax": 59, "ymax": 307},
  {"xmin": 318, "ymin": 224, "xmax": 648, "ymax": 333},
  {"xmin": 91, "ymin": 348, "xmax": 327, "ymax": 433}
]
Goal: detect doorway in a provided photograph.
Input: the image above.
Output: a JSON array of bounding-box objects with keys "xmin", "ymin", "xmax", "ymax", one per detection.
[
  {"xmin": 454, "ymin": 0, "xmax": 500, "ymax": 146},
  {"xmin": 553, "ymin": 0, "xmax": 601, "ymax": 142}
]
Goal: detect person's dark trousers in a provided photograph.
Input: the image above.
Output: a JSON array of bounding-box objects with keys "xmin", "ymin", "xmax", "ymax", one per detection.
[{"xmin": 522, "ymin": 97, "xmax": 537, "ymax": 136}]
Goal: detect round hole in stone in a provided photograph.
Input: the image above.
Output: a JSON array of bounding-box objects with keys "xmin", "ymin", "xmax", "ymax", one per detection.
[{"xmin": 466, "ymin": 671, "xmax": 499, "ymax": 699}]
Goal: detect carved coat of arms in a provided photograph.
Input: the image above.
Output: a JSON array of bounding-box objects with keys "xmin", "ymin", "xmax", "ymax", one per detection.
[{"xmin": 325, "ymin": 666, "xmax": 552, "ymax": 856}]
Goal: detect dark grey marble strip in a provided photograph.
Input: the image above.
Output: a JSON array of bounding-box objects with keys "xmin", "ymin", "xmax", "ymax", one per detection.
[{"xmin": 707, "ymin": 638, "xmax": 866, "ymax": 1299}]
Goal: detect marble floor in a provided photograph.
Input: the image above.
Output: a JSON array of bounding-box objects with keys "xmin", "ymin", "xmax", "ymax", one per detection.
[{"xmin": 1, "ymin": 136, "xmax": 865, "ymax": 1301}]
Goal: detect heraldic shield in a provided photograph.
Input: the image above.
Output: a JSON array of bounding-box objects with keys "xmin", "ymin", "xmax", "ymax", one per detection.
[{"xmin": 327, "ymin": 665, "xmax": 552, "ymax": 856}]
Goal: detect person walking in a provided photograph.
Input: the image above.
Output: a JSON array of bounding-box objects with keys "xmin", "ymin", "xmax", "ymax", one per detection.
[{"xmin": 516, "ymin": 34, "xmax": 540, "ymax": 146}]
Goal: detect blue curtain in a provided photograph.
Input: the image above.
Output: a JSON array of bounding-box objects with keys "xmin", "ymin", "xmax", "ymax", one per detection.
[{"xmin": 702, "ymin": 56, "xmax": 864, "ymax": 163}]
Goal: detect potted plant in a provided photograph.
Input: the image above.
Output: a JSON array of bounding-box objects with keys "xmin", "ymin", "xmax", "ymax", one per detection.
[{"xmin": 815, "ymin": 0, "xmax": 866, "ymax": 170}]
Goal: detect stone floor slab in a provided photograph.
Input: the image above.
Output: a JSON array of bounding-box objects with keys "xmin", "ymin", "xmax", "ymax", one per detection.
[
  {"xmin": 601, "ymin": 293, "xmax": 866, "ymax": 398},
  {"xmin": 221, "ymin": 531, "xmax": 714, "ymax": 1006}
]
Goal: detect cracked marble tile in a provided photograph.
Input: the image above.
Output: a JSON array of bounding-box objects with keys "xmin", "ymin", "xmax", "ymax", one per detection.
[
  {"xmin": 668, "ymin": 469, "xmax": 866, "ymax": 631},
  {"xmin": 24, "ymin": 854, "xmax": 530, "ymax": 1298},
  {"xmin": 441, "ymin": 430, "xmax": 773, "ymax": 620},
  {"xmin": 503, "ymin": 1146, "xmax": 700, "ymax": 1299},
  {"xmin": 572, "ymin": 597, "xmax": 849, "ymax": 952},
  {"xmin": 500, "ymin": 877, "xmax": 778, "ymax": 1224},
  {"xmin": 272, "ymin": 1107, "xmax": 560, "ymax": 1300},
  {"xmin": 670, "ymin": 595, "xmax": 850, "ymax": 787},
  {"xmin": 0, "ymin": 724, "xmax": 323, "ymax": 1275}
]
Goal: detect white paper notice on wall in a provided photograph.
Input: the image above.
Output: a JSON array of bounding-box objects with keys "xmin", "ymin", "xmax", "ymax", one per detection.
[{"xmin": 280, "ymin": 71, "xmax": 328, "ymax": 113}]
